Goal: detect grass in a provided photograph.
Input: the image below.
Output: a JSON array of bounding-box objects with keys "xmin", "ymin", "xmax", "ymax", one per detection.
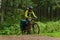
[
  {"xmin": 40, "ymin": 32, "xmax": 60, "ymax": 37},
  {"xmin": 1, "ymin": 19, "xmax": 60, "ymax": 37},
  {"xmin": 36, "ymin": 20, "xmax": 60, "ymax": 37}
]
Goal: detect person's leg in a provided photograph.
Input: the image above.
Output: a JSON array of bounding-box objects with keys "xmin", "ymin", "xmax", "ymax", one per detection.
[{"xmin": 26, "ymin": 19, "xmax": 31, "ymax": 34}]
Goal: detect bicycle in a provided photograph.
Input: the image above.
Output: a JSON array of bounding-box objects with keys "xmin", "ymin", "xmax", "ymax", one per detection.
[
  {"xmin": 30, "ymin": 18, "xmax": 40, "ymax": 34},
  {"xmin": 20, "ymin": 18, "xmax": 40, "ymax": 34}
]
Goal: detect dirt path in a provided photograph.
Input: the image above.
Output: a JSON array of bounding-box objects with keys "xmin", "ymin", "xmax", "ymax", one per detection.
[{"xmin": 0, "ymin": 35, "xmax": 60, "ymax": 40}]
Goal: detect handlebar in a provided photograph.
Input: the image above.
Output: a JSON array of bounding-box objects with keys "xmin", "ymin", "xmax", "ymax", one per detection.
[
  {"xmin": 32, "ymin": 18, "xmax": 38, "ymax": 21},
  {"xmin": 28, "ymin": 17, "xmax": 38, "ymax": 21}
]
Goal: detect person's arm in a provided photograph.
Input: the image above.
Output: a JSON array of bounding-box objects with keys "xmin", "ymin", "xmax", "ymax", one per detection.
[
  {"xmin": 32, "ymin": 11, "xmax": 37, "ymax": 18},
  {"xmin": 25, "ymin": 10, "xmax": 28, "ymax": 18}
]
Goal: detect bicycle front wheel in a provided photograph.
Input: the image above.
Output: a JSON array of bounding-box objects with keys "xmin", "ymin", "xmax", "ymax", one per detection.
[{"xmin": 32, "ymin": 23, "xmax": 40, "ymax": 34}]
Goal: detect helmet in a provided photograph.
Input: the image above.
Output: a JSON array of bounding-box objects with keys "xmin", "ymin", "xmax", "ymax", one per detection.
[{"xmin": 27, "ymin": 6, "xmax": 33, "ymax": 10}]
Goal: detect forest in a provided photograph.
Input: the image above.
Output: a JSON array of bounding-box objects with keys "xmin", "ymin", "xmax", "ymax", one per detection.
[{"xmin": 0, "ymin": 0, "xmax": 60, "ymax": 35}]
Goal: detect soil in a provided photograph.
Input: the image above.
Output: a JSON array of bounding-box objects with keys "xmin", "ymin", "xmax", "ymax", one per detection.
[{"xmin": 0, "ymin": 35, "xmax": 60, "ymax": 40}]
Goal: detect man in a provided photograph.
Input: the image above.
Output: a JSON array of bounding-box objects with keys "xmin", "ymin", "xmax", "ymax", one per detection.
[{"xmin": 24, "ymin": 6, "xmax": 37, "ymax": 34}]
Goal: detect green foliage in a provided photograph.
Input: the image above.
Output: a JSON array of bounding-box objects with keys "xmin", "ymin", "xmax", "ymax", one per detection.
[
  {"xmin": 38, "ymin": 20, "xmax": 60, "ymax": 33},
  {"xmin": 1, "ymin": 20, "xmax": 60, "ymax": 35},
  {"xmin": 0, "ymin": 24, "xmax": 21, "ymax": 35}
]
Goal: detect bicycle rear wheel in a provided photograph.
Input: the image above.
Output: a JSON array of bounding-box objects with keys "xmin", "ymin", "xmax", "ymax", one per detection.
[{"xmin": 32, "ymin": 23, "xmax": 40, "ymax": 34}]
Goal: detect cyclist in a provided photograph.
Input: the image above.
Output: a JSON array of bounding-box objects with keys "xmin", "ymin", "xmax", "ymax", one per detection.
[{"xmin": 24, "ymin": 6, "xmax": 37, "ymax": 34}]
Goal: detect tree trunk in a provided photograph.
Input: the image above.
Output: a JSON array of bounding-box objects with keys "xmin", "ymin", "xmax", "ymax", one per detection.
[{"xmin": 0, "ymin": 0, "xmax": 4, "ymax": 25}]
